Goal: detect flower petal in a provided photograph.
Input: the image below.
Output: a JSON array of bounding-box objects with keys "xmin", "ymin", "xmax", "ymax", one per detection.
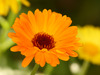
[
  {"xmin": 28, "ymin": 11, "xmax": 39, "ymax": 33},
  {"xmin": 10, "ymin": 46, "xmax": 20, "ymax": 52},
  {"xmin": 21, "ymin": 0, "xmax": 30, "ymax": 7},
  {"xmin": 44, "ymin": 52, "xmax": 52, "ymax": 64},
  {"xmin": 52, "ymin": 50, "xmax": 69, "ymax": 61},
  {"xmin": 35, "ymin": 51, "xmax": 46, "ymax": 67},
  {"xmin": 22, "ymin": 55, "xmax": 34, "ymax": 67},
  {"xmin": 50, "ymin": 53, "xmax": 60, "ymax": 67},
  {"xmin": 66, "ymin": 50, "xmax": 78, "ymax": 57},
  {"xmin": 8, "ymin": 32, "xmax": 33, "ymax": 47}
]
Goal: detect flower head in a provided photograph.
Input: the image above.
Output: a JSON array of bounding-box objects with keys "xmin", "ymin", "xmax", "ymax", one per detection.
[
  {"xmin": 77, "ymin": 26, "xmax": 100, "ymax": 65},
  {"xmin": 0, "ymin": 0, "xmax": 30, "ymax": 16},
  {"xmin": 8, "ymin": 9, "xmax": 80, "ymax": 67}
]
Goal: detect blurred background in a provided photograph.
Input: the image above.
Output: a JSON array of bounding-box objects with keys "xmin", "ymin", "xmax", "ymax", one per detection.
[{"xmin": 0, "ymin": 0, "xmax": 100, "ymax": 75}]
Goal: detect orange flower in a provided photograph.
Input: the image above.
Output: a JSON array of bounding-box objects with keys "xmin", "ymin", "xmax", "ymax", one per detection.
[{"xmin": 8, "ymin": 9, "xmax": 80, "ymax": 67}]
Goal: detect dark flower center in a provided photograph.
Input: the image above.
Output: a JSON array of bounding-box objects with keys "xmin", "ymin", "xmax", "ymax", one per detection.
[{"xmin": 32, "ymin": 32, "xmax": 55, "ymax": 50}]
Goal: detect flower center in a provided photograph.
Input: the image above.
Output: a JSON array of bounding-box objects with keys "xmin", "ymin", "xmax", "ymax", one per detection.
[{"xmin": 32, "ymin": 32, "xmax": 55, "ymax": 50}]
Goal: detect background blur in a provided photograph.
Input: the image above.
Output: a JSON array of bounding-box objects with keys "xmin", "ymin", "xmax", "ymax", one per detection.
[{"xmin": 0, "ymin": 0, "xmax": 100, "ymax": 75}]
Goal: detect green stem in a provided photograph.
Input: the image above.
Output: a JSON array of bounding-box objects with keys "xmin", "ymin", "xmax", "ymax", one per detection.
[
  {"xmin": 0, "ymin": 16, "xmax": 10, "ymax": 30},
  {"xmin": 7, "ymin": 11, "xmax": 17, "ymax": 27},
  {"xmin": 0, "ymin": 16, "xmax": 10, "ymax": 42},
  {"xmin": 0, "ymin": 30, "xmax": 9, "ymax": 42},
  {"xmin": 78, "ymin": 61, "xmax": 89, "ymax": 75},
  {"xmin": 44, "ymin": 64, "xmax": 53, "ymax": 75},
  {"xmin": 31, "ymin": 64, "xmax": 39, "ymax": 75},
  {"xmin": 7, "ymin": 0, "xmax": 21, "ymax": 27}
]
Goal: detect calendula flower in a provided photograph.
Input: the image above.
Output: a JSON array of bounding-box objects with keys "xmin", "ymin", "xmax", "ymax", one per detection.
[
  {"xmin": 0, "ymin": 0, "xmax": 30, "ymax": 16},
  {"xmin": 77, "ymin": 26, "xmax": 100, "ymax": 65},
  {"xmin": 8, "ymin": 9, "xmax": 80, "ymax": 67}
]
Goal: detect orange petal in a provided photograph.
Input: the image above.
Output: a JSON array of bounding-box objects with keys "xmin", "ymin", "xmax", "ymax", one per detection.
[
  {"xmin": 66, "ymin": 50, "xmax": 78, "ymax": 57},
  {"xmin": 35, "ymin": 9, "xmax": 44, "ymax": 32},
  {"xmin": 12, "ymin": 19, "xmax": 32, "ymax": 40},
  {"xmin": 10, "ymin": 46, "xmax": 20, "ymax": 52},
  {"xmin": 47, "ymin": 13, "xmax": 56, "ymax": 34},
  {"xmin": 28, "ymin": 11, "xmax": 38, "ymax": 33},
  {"xmin": 42, "ymin": 9, "xmax": 48, "ymax": 32},
  {"xmin": 52, "ymin": 50, "xmax": 69, "ymax": 61},
  {"xmin": 8, "ymin": 32, "xmax": 16, "ymax": 38},
  {"xmin": 35, "ymin": 51, "xmax": 46, "ymax": 67},
  {"xmin": 8, "ymin": 32, "xmax": 33, "ymax": 47},
  {"xmin": 50, "ymin": 53, "xmax": 60, "ymax": 67},
  {"xmin": 56, "ymin": 53, "xmax": 69, "ymax": 61},
  {"xmin": 22, "ymin": 55, "xmax": 34, "ymax": 67},
  {"xmin": 53, "ymin": 16, "xmax": 72, "ymax": 38},
  {"xmin": 21, "ymin": 47, "xmax": 38, "ymax": 56},
  {"xmin": 20, "ymin": 13, "xmax": 29, "ymax": 21},
  {"xmin": 19, "ymin": 14, "xmax": 34, "ymax": 39},
  {"xmin": 47, "ymin": 9, "xmax": 52, "ymax": 18},
  {"xmin": 40, "ymin": 53, "xmax": 45, "ymax": 67},
  {"xmin": 48, "ymin": 13, "xmax": 62, "ymax": 35},
  {"xmin": 55, "ymin": 26, "xmax": 77, "ymax": 42},
  {"xmin": 44, "ymin": 52, "xmax": 52, "ymax": 64},
  {"xmin": 35, "ymin": 51, "xmax": 41, "ymax": 64}
]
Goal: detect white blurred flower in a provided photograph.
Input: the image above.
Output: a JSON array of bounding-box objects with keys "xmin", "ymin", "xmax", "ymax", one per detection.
[
  {"xmin": 0, "ymin": 67, "xmax": 29, "ymax": 75},
  {"xmin": 35, "ymin": 73, "xmax": 45, "ymax": 75},
  {"xmin": 70, "ymin": 63, "xmax": 80, "ymax": 74}
]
